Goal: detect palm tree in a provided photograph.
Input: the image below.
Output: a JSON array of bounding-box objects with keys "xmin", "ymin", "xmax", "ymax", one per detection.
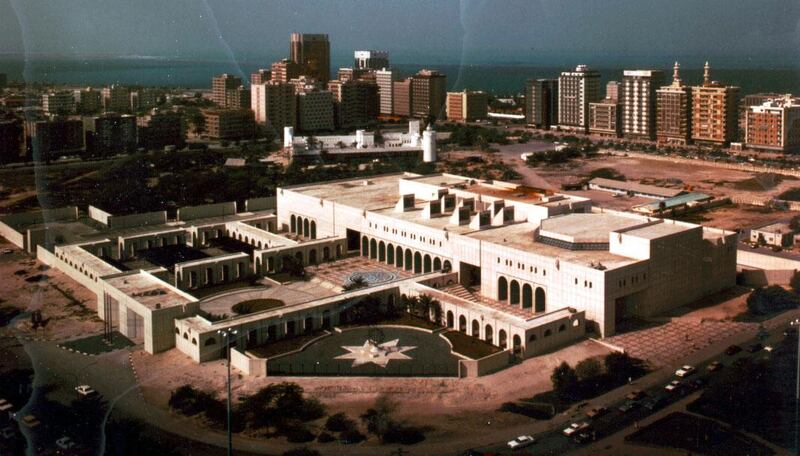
[{"xmin": 416, "ymin": 294, "xmax": 441, "ymax": 322}]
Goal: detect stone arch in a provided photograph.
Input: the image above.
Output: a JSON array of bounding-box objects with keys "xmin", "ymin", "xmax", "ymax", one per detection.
[
  {"xmin": 499, "ymin": 329, "xmax": 508, "ymax": 349},
  {"xmin": 396, "ymin": 246, "xmax": 404, "ymax": 267},
  {"xmin": 472, "ymin": 319, "xmax": 480, "ymax": 337},
  {"xmin": 309, "ymin": 249, "xmax": 317, "ymax": 265},
  {"xmin": 443, "ymin": 260, "xmax": 452, "ymax": 272},
  {"xmin": 295, "ymin": 251, "xmax": 303, "ymax": 264},
  {"xmin": 222, "ymin": 264, "xmax": 230, "ymax": 282},
  {"xmin": 310, "ymin": 221, "xmax": 316, "ymax": 239},
  {"xmin": 423, "ymin": 254, "xmax": 432, "ymax": 273},
  {"xmin": 205, "ymin": 267, "xmax": 214, "ymax": 285},
  {"xmin": 404, "ymin": 249, "xmax": 412, "ymax": 271},
  {"xmin": 498, "ymin": 276, "xmax": 508, "ymax": 301},
  {"xmin": 510, "ymin": 280, "xmax": 520, "ymax": 305},
  {"xmin": 387, "ymin": 244, "xmax": 395, "ymax": 264},
  {"xmin": 513, "ymin": 334, "xmax": 522, "ymax": 353},
  {"xmin": 303, "ymin": 218, "xmax": 310, "ymax": 237},
  {"xmin": 535, "ymin": 287, "xmax": 546, "ymax": 312},
  {"xmin": 434, "ymin": 257, "xmax": 442, "ymax": 271},
  {"xmin": 336, "ymin": 244, "xmax": 343, "ymax": 258},
  {"xmin": 378, "ymin": 241, "xmax": 386, "ymax": 262},
  {"xmin": 459, "ymin": 315, "xmax": 467, "ymax": 332},
  {"xmin": 362, "ymin": 237, "xmax": 369, "ymax": 256},
  {"xmin": 446, "ymin": 310, "xmax": 454, "ymax": 328},
  {"xmin": 323, "ymin": 246, "xmax": 330, "ymax": 261},
  {"xmin": 370, "ymin": 239, "xmax": 378, "ymax": 259},
  {"xmin": 414, "ymin": 252, "xmax": 422, "ymax": 273},
  {"xmin": 290, "ymin": 214, "xmax": 296, "ymax": 233},
  {"xmin": 485, "ymin": 324, "xmax": 493, "ymax": 344},
  {"xmin": 522, "ymin": 284, "xmax": 533, "ymax": 309}
]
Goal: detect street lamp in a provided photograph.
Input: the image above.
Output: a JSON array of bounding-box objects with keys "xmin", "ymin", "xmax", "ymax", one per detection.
[
  {"xmin": 790, "ymin": 318, "xmax": 800, "ymax": 456},
  {"xmin": 218, "ymin": 328, "xmax": 238, "ymax": 456}
]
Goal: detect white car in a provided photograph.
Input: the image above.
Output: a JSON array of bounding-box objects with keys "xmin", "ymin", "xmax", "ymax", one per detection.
[
  {"xmin": 56, "ymin": 436, "xmax": 76, "ymax": 450},
  {"xmin": 75, "ymin": 385, "xmax": 96, "ymax": 396},
  {"xmin": 675, "ymin": 365, "xmax": 696, "ymax": 377},
  {"xmin": 562, "ymin": 422, "xmax": 590, "ymax": 437},
  {"xmin": 507, "ymin": 435, "xmax": 536, "ymax": 449},
  {"xmin": 664, "ymin": 380, "xmax": 682, "ymax": 392}
]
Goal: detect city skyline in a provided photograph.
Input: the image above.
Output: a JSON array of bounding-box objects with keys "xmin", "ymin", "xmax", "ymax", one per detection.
[{"xmin": 1, "ymin": 0, "xmax": 799, "ymax": 68}]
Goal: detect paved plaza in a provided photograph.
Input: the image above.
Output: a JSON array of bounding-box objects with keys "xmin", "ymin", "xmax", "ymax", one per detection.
[
  {"xmin": 603, "ymin": 318, "xmax": 755, "ymax": 367},
  {"xmin": 305, "ymin": 256, "xmax": 415, "ymax": 289},
  {"xmin": 199, "ymin": 281, "xmax": 337, "ymax": 316}
]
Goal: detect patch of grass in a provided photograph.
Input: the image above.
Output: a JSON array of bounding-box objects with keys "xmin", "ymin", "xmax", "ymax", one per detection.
[
  {"xmin": 626, "ymin": 412, "xmax": 773, "ymax": 456},
  {"xmin": 232, "ymin": 298, "xmax": 284, "ymax": 315},
  {"xmin": 442, "ymin": 330, "xmax": 503, "ymax": 359},
  {"xmin": 248, "ymin": 330, "xmax": 329, "ymax": 359}
]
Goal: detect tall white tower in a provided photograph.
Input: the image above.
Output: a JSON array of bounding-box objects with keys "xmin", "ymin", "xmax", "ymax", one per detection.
[
  {"xmin": 422, "ymin": 124, "xmax": 437, "ymax": 163},
  {"xmin": 283, "ymin": 126, "xmax": 294, "ymax": 149}
]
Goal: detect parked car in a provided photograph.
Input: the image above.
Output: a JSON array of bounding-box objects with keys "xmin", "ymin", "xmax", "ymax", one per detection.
[
  {"xmin": 725, "ymin": 345, "xmax": 742, "ymax": 356},
  {"xmin": 0, "ymin": 427, "xmax": 16, "ymax": 439},
  {"xmin": 706, "ymin": 361, "xmax": 722, "ymax": 372},
  {"xmin": 507, "ymin": 435, "xmax": 536, "ymax": 449},
  {"xmin": 562, "ymin": 422, "xmax": 590, "ymax": 437},
  {"xmin": 75, "ymin": 385, "xmax": 96, "ymax": 397},
  {"xmin": 55, "ymin": 436, "xmax": 76, "ymax": 450},
  {"xmin": 21, "ymin": 415, "xmax": 40, "ymax": 428},
  {"xmin": 784, "ymin": 327, "xmax": 797, "ymax": 337},
  {"xmin": 626, "ymin": 390, "xmax": 646, "ymax": 401},
  {"xmin": 688, "ymin": 378, "xmax": 706, "ymax": 390},
  {"xmin": 618, "ymin": 400, "xmax": 639, "ymax": 413},
  {"xmin": 573, "ymin": 432, "xmax": 593, "ymax": 444},
  {"xmin": 675, "ymin": 365, "xmax": 696, "ymax": 377},
  {"xmin": 0, "ymin": 399, "xmax": 12, "ymax": 413},
  {"xmin": 665, "ymin": 380, "xmax": 682, "ymax": 392},
  {"xmin": 643, "ymin": 394, "xmax": 667, "ymax": 411},
  {"xmin": 586, "ymin": 406, "xmax": 609, "ymax": 419},
  {"xmin": 747, "ymin": 343, "xmax": 763, "ymax": 353}
]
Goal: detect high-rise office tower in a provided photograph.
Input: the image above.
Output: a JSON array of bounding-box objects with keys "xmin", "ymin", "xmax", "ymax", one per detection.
[
  {"xmin": 558, "ymin": 65, "xmax": 601, "ymax": 132},
  {"xmin": 251, "ymin": 69, "xmax": 272, "ymax": 86},
  {"xmin": 102, "ymin": 85, "xmax": 131, "ymax": 113},
  {"xmin": 605, "ymin": 81, "xmax": 621, "ymax": 102},
  {"xmin": 0, "ymin": 118, "xmax": 23, "ymax": 164},
  {"xmin": 446, "ymin": 91, "xmax": 488, "ymax": 122},
  {"xmin": 85, "ymin": 114, "xmax": 138, "ymax": 157},
  {"xmin": 336, "ymin": 80, "xmax": 379, "ymax": 129},
  {"xmin": 251, "ymin": 82, "xmax": 296, "ymax": 130},
  {"xmin": 375, "ymin": 69, "xmax": 395, "ymax": 116},
  {"xmin": 296, "ymin": 91, "xmax": 335, "ymax": 132},
  {"xmin": 525, "ymin": 79, "xmax": 558, "ymax": 128},
  {"xmin": 203, "ymin": 109, "xmax": 255, "ymax": 140},
  {"xmin": 691, "ymin": 62, "xmax": 740, "ymax": 145},
  {"xmin": 392, "ymin": 79, "xmax": 412, "ymax": 117},
  {"xmin": 74, "ymin": 88, "xmax": 102, "ymax": 114},
  {"xmin": 354, "ymin": 50, "xmax": 389, "ymax": 70},
  {"xmin": 411, "ymin": 69, "xmax": 447, "ymax": 120},
  {"xmin": 656, "ymin": 62, "xmax": 692, "ymax": 145},
  {"xmin": 42, "ymin": 91, "xmax": 76, "ymax": 116},
  {"xmin": 745, "ymin": 95, "xmax": 800, "ymax": 152},
  {"xmin": 130, "ymin": 88, "xmax": 163, "ymax": 112},
  {"xmin": 271, "ymin": 59, "xmax": 301, "ymax": 84},
  {"xmin": 290, "ymin": 33, "xmax": 331, "ymax": 84},
  {"xmin": 212, "ymin": 74, "xmax": 249, "ymax": 109},
  {"xmin": 622, "ymin": 69, "xmax": 664, "ymax": 140},
  {"xmin": 137, "ymin": 111, "xmax": 186, "ymax": 150},
  {"xmin": 27, "ymin": 118, "xmax": 85, "ymax": 161}
]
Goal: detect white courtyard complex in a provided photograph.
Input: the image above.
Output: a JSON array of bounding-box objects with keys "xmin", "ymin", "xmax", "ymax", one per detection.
[{"xmin": 0, "ymin": 172, "xmax": 737, "ymax": 376}]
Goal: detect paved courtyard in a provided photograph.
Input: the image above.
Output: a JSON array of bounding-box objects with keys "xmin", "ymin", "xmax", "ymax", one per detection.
[
  {"xmin": 603, "ymin": 318, "xmax": 756, "ymax": 367},
  {"xmin": 199, "ymin": 280, "xmax": 338, "ymax": 316},
  {"xmin": 305, "ymin": 256, "xmax": 415, "ymax": 289}
]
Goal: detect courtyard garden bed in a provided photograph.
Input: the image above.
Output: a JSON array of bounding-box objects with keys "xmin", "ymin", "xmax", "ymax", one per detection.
[
  {"xmin": 247, "ymin": 330, "xmax": 330, "ymax": 359},
  {"xmin": 340, "ymin": 313, "xmax": 441, "ymax": 331},
  {"xmin": 232, "ymin": 298, "xmax": 284, "ymax": 315},
  {"xmin": 442, "ymin": 330, "xmax": 503, "ymax": 359}
]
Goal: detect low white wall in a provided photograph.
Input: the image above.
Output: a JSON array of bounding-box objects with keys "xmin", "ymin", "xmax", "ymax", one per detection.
[
  {"xmin": 230, "ymin": 348, "xmax": 267, "ymax": 376},
  {"xmin": 108, "ymin": 211, "xmax": 167, "ymax": 229},
  {"xmin": 0, "ymin": 220, "xmax": 24, "ymax": 249},
  {"xmin": 87, "ymin": 205, "xmax": 112, "ymax": 225},
  {"xmin": 37, "ymin": 245, "xmax": 104, "ymax": 298},
  {"xmin": 738, "ymin": 249, "xmax": 800, "ymax": 271},
  {"xmin": 178, "ymin": 202, "xmax": 237, "ymax": 221},
  {"xmin": 458, "ymin": 350, "xmax": 512, "ymax": 377},
  {"xmin": 245, "ymin": 197, "xmax": 277, "ymax": 212}
]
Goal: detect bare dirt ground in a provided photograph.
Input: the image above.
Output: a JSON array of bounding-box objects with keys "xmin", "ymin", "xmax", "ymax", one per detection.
[
  {"xmin": 132, "ymin": 338, "xmax": 612, "ymax": 444},
  {"xmin": 0, "ymin": 238, "xmax": 103, "ymax": 341}
]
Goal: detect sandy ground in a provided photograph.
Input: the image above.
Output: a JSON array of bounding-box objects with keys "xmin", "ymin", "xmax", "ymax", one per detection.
[{"xmin": 0, "ymin": 238, "xmax": 103, "ymax": 341}]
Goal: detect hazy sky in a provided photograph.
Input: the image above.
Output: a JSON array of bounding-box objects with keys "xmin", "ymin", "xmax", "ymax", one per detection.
[{"xmin": 1, "ymin": 0, "xmax": 799, "ymax": 66}]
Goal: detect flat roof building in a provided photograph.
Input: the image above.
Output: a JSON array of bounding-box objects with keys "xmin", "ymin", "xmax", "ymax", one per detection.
[
  {"xmin": 354, "ymin": 50, "xmax": 389, "ymax": 70},
  {"xmin": 657, "ymin": 62, "xmax": 692, "ymax": 145},
  {"xmin": 102, "ymin": 85, "xmax": 130, "ymax": 114},
  {"xmin": 203, "ymin": 109, "xmax": 255, "ymax": 140},
  {"xmin": 290, "ymin": 33, "xmax": 330, "ymax": 84},
  {"xmin": 393, "ymin": 79, "xmax": 412, "ymax": 117},
  {"xmin": 42, "ymin": 91, "xmax": 76, "ymax": 116},
  {"xmin": 297, "ymin": 90, "xmax": 335, "ymax": 133},
  {"xmin": 270, "ymin": 59, "xmax": 301, "ymax": 84},
  {"xmin": 446, "ymin": 91, "xmax": 488, "ymax": 122},
  {"xmin": 558, "ymin": 65, "xmax": 601, "ymax": 132},
  {"xmin": 745, "ymin": 95, "xmax": 800, "ymax": 152},
  {"xmin": 525, "ymin": 79, "xmax": 558, "ymax": 129},
  {"xmin": 691, "ymin": 62, "xmax": 740, "ymax": 145},
  {"xmin": 251, "ymin": 81, "xmax": 296, "ymax": 130},
  {"xmin": 589, "ymin": 99, "xmax": 621, "ymax": 137},
  {"xmin": 411, "ymin": 69, "xmax": 447, "ymax": 120},
  {"xmin": 622, "ymin": 70, "xmax": 664, "ymax": 140}
]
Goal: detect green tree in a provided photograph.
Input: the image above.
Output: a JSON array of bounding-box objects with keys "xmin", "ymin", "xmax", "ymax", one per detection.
[
  {"xmin": 551, "ymin": 361, "xmax": 578, "ymax": 399},
  {"xmin": 575, "ymin": 358, "xmax": 603, "ymax": 382}
]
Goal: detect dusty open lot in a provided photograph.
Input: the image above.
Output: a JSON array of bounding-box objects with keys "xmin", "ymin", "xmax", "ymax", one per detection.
[{"xmin": 0, "ymin": 238, "xmax": 103, "ymax": 341}]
